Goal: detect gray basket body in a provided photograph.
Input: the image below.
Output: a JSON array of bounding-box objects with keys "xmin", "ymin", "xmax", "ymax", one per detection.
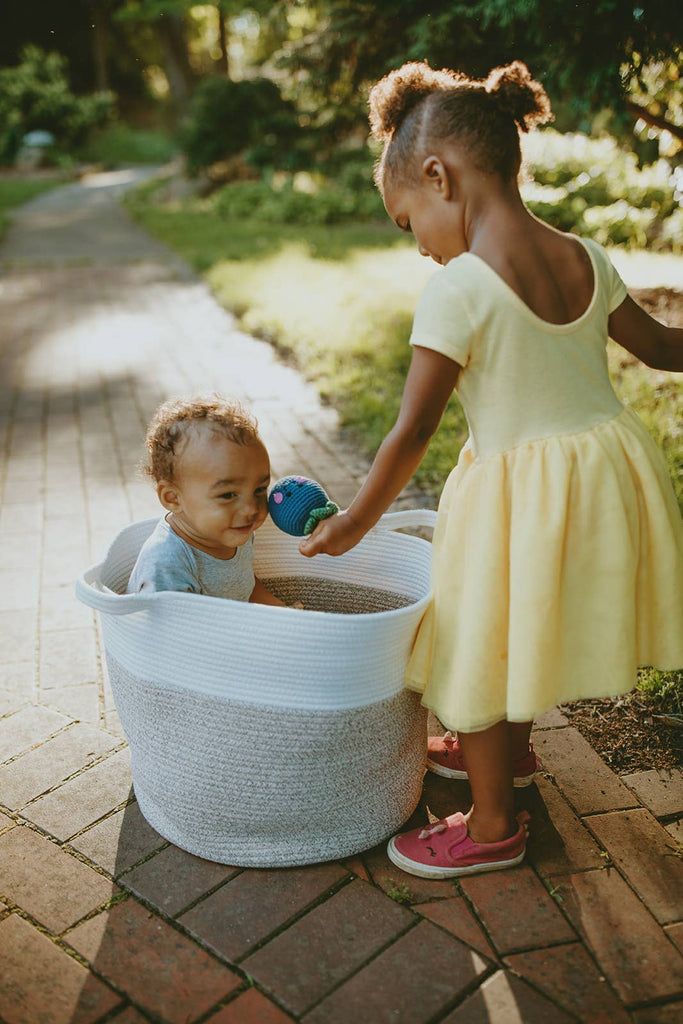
[{"xmin": 77, "ymin": 514, "xmax": 435, "ymax": 866}]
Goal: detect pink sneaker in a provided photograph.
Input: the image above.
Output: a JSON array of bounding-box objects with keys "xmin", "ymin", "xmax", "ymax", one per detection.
[
  {"xmin": 427, "ymin": 732, "xmax": 539, "ymax": 787},
  {"xmin": 387, "ymin": 811, "xmax": 530, "ymax": 879}
]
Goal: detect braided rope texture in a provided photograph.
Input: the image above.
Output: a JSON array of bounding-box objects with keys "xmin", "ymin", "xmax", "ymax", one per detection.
[{"xmin": 110, "ymin": 653, "xmax": 427, "ymax": 866}]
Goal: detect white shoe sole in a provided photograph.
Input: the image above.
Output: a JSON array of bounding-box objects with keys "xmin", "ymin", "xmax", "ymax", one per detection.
[
  {"xmin": 426, "ymin": 758, "xmax": 537, "ymax": 788},
  {"xmin": 387, "ymin": 836, "xmax": 526, "ymax": 878}
]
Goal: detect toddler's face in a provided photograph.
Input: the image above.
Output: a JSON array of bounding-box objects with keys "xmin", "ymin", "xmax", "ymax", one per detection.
[{"xmin": 160, "ymin": 428, "xmax": 270, "ymax": 558}]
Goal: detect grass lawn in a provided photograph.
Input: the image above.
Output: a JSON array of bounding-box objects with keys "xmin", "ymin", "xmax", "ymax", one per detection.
[{"xmin": 0, "ymin": 177, "xmax": 63, "ymax": 239}]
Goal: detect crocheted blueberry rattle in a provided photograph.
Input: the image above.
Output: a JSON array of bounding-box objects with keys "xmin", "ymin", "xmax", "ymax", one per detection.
[{"xmin": 268, "ymin": 476, "xmax": 339, "ymax": 536}]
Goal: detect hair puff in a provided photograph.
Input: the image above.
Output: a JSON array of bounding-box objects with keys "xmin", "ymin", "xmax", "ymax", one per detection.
[{"xmin": 485, "ymin": 61, "xmax": 553, "ymax": 132}]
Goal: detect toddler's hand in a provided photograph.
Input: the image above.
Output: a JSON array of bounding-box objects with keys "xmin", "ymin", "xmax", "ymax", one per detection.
[{"xmin": 299, "ymin": 510, "xmax": 365, "ymax": 558}]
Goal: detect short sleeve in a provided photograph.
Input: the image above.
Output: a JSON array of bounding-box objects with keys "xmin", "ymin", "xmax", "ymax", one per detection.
[
  {"xmin": 126, "ymin": 523, "xmax": 201, "ymax": 594},
  {"xmin": 582, "ymin": 237, "xmax": 628, "ymax": 314},
  {"xmin": 605, "ymin": 259, "xmax": 628, "ymax": 314},
  {"xmin": 409, "ymin": 267, "xmax": 476, "ymax": 367},
  {"xmin": 132, "ymin": 561, "xmax": 200, "ymax": 594}
]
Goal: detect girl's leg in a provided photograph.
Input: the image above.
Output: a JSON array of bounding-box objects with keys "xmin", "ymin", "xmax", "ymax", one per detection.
[
  {"xmin": 458, "ymin": 719, "xmax": 533, "ymax": 844},
  {"xmin": 509, "ymin": 720, "xmax": 533, "ymax": 761}
]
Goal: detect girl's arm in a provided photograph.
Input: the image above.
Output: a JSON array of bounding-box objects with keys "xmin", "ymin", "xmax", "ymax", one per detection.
[
  {"xmin": 300, "ymin": 346, "xmax": 461, "ymax": 557},
  {"xmin": 609, "ymin": 296, "xmax": 683, "ymax": 372}
]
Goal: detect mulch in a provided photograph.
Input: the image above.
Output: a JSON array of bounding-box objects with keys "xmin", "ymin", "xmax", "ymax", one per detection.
[{"xmin": 562, "ymin": 692, "xmax": 683, "ymax": 774}]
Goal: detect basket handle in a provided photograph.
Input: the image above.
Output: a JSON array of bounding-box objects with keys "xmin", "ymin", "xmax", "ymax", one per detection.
[
  {"xmin": 75, "ymin": 568, "xmax": 158, "ymax": 615},
  {"xmin": 375, "ymin": 509, "xmax": 438, "ymax": 532}
]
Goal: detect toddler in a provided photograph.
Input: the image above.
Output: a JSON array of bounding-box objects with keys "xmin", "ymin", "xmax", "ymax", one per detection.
[
  {"xmin": 301, "ymin": 60, "xmax": 683, "ymax": 876},
  {"xmin": 127, "ymin": 395, "xmax": 283, "ymax": 605}
]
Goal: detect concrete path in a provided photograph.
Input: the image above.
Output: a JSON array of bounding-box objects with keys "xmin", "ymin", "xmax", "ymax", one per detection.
[{"xmin": 0, "ymin": 170, "xmax": 681, "ymax": 1024}]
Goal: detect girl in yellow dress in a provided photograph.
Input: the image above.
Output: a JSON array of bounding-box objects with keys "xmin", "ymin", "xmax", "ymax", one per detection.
[{"xmin": 300, "ymin": 60, "xmax": 683, "ymax": 877}]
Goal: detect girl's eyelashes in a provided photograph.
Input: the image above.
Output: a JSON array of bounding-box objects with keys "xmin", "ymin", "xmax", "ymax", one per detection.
[{"xmin": 218, "ymin": 492, "xmax": 237, "ymax": 501}]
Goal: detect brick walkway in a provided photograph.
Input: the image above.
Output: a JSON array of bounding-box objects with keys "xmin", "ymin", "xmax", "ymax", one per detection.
[{"xmin": 0, "ymin": 170, "xmax": 681, "ymax": 1024}]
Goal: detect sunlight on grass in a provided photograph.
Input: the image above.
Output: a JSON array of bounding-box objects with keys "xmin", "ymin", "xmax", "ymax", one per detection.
[{"xmin": 206, "ymin": 241, "xmax": 470, "ymax": 487}]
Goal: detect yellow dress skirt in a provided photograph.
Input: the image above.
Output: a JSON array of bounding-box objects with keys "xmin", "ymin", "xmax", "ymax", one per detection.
[{"xmin": 405, "ymin": 406, "xmax": 683, "ymax": 733}]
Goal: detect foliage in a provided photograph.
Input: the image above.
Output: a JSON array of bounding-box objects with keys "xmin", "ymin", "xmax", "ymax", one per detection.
[
  {"xmin": 521, "ymin": 129, "xmax": 681, "ymax": 251},
  {"xmin": 0, "ymin": 46, "xmax": 115, "ymax": 164},
  {"xmin": 79, "ymin": 123, "xmax": 177, "ymax": 166},
  {"xmin": 275, "ymin": 0, "xmax": 682, "ymax": 140},
  {"xmin": 212, "ymin": 176, "xmax": 384, "ymax": 224},
  {"xmin": 180, "ymin": 74, "xmax": 300, "ymax": 172},
  {"xmin": 636, "ymin": 668, "xmax": 683, "ymax": 711}
]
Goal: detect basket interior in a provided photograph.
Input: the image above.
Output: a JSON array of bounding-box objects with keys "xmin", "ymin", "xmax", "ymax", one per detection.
[
  {"xmin": 262, "ymin": 576, "xmax": 412, "ymax": 614},
  {"xmin": 94, "ymin": 517, "xmax": 431, "ymax": 611}
]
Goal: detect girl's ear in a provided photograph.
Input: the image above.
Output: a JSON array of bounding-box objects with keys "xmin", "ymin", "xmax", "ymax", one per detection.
[
  {"xmin": 157, "ymin": 480, "xmax": 181, "ymax": 512},
  {"xmin": 422, "ymin": 156, "xmax": 453, "ymax": 200}
]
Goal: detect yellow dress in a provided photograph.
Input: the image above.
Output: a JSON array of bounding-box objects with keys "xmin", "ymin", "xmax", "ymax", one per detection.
[{"xmin": 405, "ymin": 237, "xmax": 683, "ymax": 732}]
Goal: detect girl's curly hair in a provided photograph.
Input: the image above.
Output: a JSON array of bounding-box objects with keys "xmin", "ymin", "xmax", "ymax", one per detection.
[
  {"xmin": 142, "ymin": 394, "xmax": 261, "ymax": 483},
  {"xmin": 369, "ymin": 60, "xmax": 553, "ymax": 190}
]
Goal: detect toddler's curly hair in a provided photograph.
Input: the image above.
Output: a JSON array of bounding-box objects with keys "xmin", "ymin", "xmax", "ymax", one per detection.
[
  {"xmin": 369, "ymin": 60, "xmax": 553, "ymax": 190},
  {"xmin": 142, "ymin": 394, "xmax": 261, "ymax": 483}
]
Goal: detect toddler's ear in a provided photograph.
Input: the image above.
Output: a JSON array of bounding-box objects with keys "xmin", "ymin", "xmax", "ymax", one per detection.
[{"xmin": 157, "ymin": 480, "xmax": 181, "ymax": 511}]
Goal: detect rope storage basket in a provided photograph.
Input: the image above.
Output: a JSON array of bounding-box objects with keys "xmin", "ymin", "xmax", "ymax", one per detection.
[{"xmin": 75, "ymin": 510, "xmax": 436, "ymax": 867}]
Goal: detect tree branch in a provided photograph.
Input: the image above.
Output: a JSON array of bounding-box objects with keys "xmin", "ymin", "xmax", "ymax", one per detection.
[{"xmin": 625, "ymin": 99, "xmax": 683, "ymax": 142}]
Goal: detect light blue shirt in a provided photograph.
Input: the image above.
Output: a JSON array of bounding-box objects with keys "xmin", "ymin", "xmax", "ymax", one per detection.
[{"xmin": 126, "ymin": 517, "xmax": 256, "ymax": 601}]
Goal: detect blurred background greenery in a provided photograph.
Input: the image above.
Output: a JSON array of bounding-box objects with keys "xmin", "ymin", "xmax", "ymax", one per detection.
[{"xmin": 1, "ymin": 1, "xmax": 681, "ymax": 507}]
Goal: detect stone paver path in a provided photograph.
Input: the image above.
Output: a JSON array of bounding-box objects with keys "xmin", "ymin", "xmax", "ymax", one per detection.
[{"xmin": 0, "ymin": 170, "xmax": 681, "ymax": 1024}]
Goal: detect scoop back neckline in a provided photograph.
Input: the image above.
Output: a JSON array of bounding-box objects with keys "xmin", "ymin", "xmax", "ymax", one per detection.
[{"xmin": 461, "ymin": 238, "xmax": 598, "ymax": 333}]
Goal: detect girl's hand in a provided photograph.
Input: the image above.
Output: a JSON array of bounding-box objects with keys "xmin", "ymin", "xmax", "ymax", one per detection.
[{"xmin": 299, "ymin": 511, "xmax": 366, "ymax": 557}]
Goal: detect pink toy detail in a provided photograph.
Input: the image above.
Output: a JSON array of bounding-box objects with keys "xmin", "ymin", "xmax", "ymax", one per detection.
[{"xmin": 272, "ymin": 492, "xmax": 284, "ymax": 504}]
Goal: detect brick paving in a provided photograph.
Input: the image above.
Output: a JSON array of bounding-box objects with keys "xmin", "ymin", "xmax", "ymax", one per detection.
[{"xmin": 0, "ymin": 169, "xmax": 682, "ymax": 1023}]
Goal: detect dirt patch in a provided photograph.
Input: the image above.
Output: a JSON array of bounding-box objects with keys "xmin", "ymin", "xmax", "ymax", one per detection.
[{"xmin": 561, "ymin": 692, "xmax": 682, "ymax": 775}]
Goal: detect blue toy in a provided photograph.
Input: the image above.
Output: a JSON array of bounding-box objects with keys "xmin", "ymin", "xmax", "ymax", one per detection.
[{"xmin": 268, "ymin": 476, "xmax": 339, "ymax": 536}]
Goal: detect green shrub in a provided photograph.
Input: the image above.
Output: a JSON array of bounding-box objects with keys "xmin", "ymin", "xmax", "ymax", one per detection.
[
  {"xmin": 582, "ymin": 201, "xmax": 658, "ymax": 248},
  {"xmin": 521, "ymin": 129, "xmax": 680, "ymax": 250},
  {"xmin": 213, "ymin": 177, "xmax": 384, "ymax": 225},
  {"xmin": 181, "ymin": 76, "xmax": 301, "ymax": 174},
  {"xmin": 0, "ymin": 45, "xmax": 114, "ymax": 164},
  {"xmin": 80, "ymin": 124, "xmax": 176, "ymax": 166},
  {"xmin": 657, "ymin": 209, "xmax": 683, "ymax": 254}
]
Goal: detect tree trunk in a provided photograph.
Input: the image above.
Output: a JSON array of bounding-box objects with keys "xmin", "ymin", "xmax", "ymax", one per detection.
[
  {"xmin": 155, "ymin": 11, "xmax": 196, "ymax": 114},
  {"xmin": 217, "ymin": 4, "xmax": 229, "ymax": 77},
  {"xmin": 91, "ymin": 2, "xmax": 109, "ymax": 91}
]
